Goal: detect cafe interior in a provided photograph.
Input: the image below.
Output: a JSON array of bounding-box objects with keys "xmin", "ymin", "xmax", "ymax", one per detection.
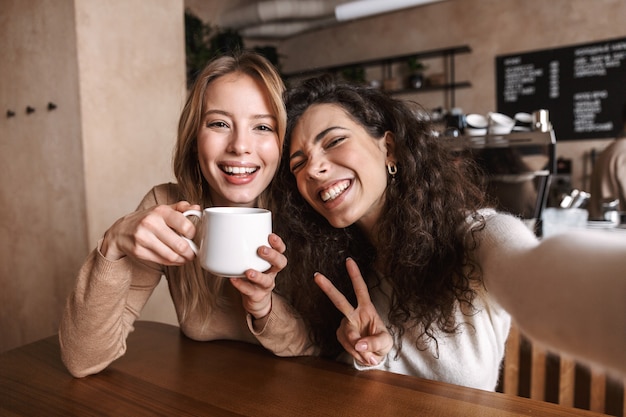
[{"xmin": 1, "ymin": 0, "xmax": 625, "ymax": 415}]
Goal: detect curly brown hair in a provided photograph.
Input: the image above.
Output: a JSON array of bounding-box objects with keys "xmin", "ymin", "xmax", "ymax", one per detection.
[{"xmin": 269, "ymin": 74, "xmax": 488, "ymax": 358}]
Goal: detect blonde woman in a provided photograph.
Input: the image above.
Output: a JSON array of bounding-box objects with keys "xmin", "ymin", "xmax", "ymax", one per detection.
[{"xmin": 60, "ymin": 52, "xmax": 311, "ymax": 377}]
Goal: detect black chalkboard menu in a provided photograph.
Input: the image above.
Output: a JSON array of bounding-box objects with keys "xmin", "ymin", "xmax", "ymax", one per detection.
[{"xmin": 496, "ymin": 37, "xmax": 626, "ymax": 140}]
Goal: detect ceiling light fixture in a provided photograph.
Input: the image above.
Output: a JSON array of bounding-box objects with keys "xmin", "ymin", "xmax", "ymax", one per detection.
[{"xmin": 335, "ymin": 0, "xmax": 446, "ymax": 22}]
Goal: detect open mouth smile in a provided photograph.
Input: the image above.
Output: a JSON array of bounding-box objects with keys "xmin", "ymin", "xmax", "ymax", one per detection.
[
  {"xmin": 320, "ymin": 180, "xmax": 350, "ymax": 202},
  {"xmin": 221, "ymin": 165, "xmax": 258, "ymax": 175}
]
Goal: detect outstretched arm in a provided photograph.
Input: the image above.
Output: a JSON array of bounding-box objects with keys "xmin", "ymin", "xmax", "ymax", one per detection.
[
  {"xmin": 315, "ymin": 258, "xmax": 393, "ymax": 367},
  {"xmin": 478, "ymin": 213, "xmax": 626, "ymax": 377}
]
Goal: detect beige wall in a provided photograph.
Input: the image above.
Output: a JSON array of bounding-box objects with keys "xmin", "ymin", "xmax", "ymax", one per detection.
[
  {"xmin": 75, "ymin": 0, "xmax": 185, "ymax": 244},
  {"xmin": 0, "ymin": 0, "xmax": 185, "ymax": 352},
  {"xmin": 276, "ymin": 0, "xmax": 625, "ymax": 190},
  {"xmin": 0, "ymin": 0, "xmax": 86, "ymax": 353}
]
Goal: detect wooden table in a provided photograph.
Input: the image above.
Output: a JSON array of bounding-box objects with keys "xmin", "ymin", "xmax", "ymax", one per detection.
[{"xmin": 0, "ymin": 321, "xmax": 607, "ymax": 416}]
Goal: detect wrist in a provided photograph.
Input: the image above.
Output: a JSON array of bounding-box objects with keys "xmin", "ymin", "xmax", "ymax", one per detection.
[
  {"xmin": 249, "ymin": 293, "xmax": 272, "ymax": 324},
  {"xmin": 250, "ymin": 304, "xmax": 271, "ymax": 321},
  {"xmin": 100, "ymin": 232, "xmax": 125, "ymax": 261},
  {"xmin": 250, "ymin": 309, "xmax": 271, "ymax": 332},
  {"xmin": 253, "ymin": 292, "xmax": 273, "ymax": 319}
]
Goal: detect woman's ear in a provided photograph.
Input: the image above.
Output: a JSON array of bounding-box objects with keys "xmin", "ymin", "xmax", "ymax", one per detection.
[{"xmin": 383, "ymin": 131, "xmax": 396, "ymax": 162}]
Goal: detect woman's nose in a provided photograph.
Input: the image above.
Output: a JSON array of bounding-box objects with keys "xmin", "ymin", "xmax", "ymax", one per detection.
[
  {"xmin": 227, "ymin": 128, "xmax": 251, "ymax": 154},
  {"xmin": 306, "ymin": 155, "xmax": 327, "ymax": 179}
]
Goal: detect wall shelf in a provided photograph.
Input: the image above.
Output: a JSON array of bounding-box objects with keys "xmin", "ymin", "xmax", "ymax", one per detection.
[
  {"xmin": 284, "ymin": 45, "xmax": 472, "ymax": 109},
  {"xmin": 391, "ymin": 81, "xmax": 472, "ymax": 95}
]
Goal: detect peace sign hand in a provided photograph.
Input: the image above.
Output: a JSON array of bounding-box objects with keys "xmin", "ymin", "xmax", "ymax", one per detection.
[{"xmin": 314, "ymin": 257, "xmax": 393, "ymax": 367}]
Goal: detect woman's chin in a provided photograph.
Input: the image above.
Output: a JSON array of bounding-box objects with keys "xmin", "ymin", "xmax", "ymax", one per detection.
[{"xmin": 326, "ymin": 215, "xmax": 355, "ymax": 229}]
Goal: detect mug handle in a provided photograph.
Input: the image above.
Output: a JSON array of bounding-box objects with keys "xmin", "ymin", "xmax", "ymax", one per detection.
[{"xmin": 182, "ymin": 209, "xmax": 202, "ymax": 254}]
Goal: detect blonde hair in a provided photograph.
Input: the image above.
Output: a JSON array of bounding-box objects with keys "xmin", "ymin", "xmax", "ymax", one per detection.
[{"xmin": 171, "ymin": 51, "xmax": 286, "ymax": 324}]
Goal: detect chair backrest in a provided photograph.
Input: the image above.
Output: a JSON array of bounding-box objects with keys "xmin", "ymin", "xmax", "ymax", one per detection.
[{"xmin": 501, "ymin": 321, "xmax": 625, "ymax": 416}]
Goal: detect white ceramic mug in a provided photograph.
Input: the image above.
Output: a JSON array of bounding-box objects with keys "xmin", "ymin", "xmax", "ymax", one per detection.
[
  {"xmin": 487, "ymin": 112, "xmax": 515, "ymax": 134},
  {"xmin": 182, "ymin": 207, "xmax": 272, "ymax": 277}
]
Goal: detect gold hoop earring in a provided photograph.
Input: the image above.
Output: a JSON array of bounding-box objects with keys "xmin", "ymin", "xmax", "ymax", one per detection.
[{"xmin": 387, "ymin": 161, "xmax": 397, "ymax": 177}]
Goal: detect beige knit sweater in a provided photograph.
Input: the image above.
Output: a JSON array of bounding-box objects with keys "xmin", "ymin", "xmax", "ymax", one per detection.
[{"xmin": 59, "ymin": 183, "xmax": 314, "ymax": 377}]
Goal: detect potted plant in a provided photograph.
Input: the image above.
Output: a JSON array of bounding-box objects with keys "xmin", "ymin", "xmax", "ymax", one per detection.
[
  {"xmin": 252, "ymin": 45, "xmax": 281, "ymax": 71},
  {"xmin": 209, "ymin": 28, "xmax": 243, "ymax": 57},
  {"xmin": 184, "ymin": 10, "xmax": 282, "ymax": 87},
  {"xmin": 407, "ymin": 56, "xmax": 426, "ymax": 89},
  {"xmin": 185, "ymin": 10, "xmax": 214, "ymax": 87},
  {"xmin": 340, "ymin": 65, "xmax": 366, "ymax": 85}
]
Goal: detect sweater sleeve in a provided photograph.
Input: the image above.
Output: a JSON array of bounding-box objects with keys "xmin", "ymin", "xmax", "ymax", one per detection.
[
  {"xmin": 247, "ymin": 293, "xmax": 318, "ymax": 357},
  {"xmin": 477, "ymin": 212, "xmax": 626, "ymax": 377},
  {"xmin": 58, "ymin": 185, "xmax": 174, "ymax": 377},
  {"xmin": 58, "ymin": 245, "xmax": 163, "ymax": 377}
]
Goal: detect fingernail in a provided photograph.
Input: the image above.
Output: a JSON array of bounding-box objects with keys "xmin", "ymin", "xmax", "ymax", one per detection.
[
  {"xmin": 369, "ymin": 357, "xmax": 379, "ymax": 366},
  {"xmin": 356, "ymin": 342, "xmax": 368, "ymax": 351},
  {"xmin": 261, "ymin": 247, "xmax": 269, "ymax": 255}
]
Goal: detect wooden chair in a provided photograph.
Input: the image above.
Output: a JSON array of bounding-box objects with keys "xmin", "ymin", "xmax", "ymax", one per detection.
[{"xmin": 502, "ymin": 321, "xmax": 625, "ymax": 416}]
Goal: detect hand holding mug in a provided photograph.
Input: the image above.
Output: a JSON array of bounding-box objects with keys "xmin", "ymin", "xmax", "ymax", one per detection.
[
  {"xmin": 230, "ymin": 232, "xmax": 288, "ymax": 320},
  {"xmin": 314, "ymin": 258, "xmax": 393, "ymax": 367},
  {"xmin": 101, "ymin": 201, "xmax": 200, "ymax": 264},
  {"xmin": 182, "ymin": 207, "xmax": 280, "ymax": 320}
]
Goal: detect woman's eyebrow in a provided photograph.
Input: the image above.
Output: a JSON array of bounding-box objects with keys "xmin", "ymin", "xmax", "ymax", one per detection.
[
  {"xmin": 202, "ymin": 110, "xmax": 276, "ymax": 121},
  {"xmin": 202, "ymin": 109, "xmax": 231, "ymax": 118},
  {"xmin": 289, "ymin": 126, "xmax": 345, "ymax": 161},
  {"xmin": 251, "ymin": 114, "xmax": 277, "ymax": 121}
]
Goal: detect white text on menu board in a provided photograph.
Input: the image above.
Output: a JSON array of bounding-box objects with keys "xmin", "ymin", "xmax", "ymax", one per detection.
[
  {"xmin": 502, "ymin": 56, "xmax": 542, "ymax": 103},
  {"xmin": 502, "ymin": 57, "xmax": 561, "ymax": 102},
  {"xmin": 573, "ymin": 41, "xmax": 626, "ymax": 133}
]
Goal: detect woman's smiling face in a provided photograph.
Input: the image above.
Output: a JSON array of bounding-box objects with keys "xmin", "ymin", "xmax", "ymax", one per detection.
[
  {"xmin": 197, "ymin": 71, "xmax": 280, "ymax": 207},
  {"xmin": 289, "ymin": 103, "xmax": 393, "ymax": 235}
]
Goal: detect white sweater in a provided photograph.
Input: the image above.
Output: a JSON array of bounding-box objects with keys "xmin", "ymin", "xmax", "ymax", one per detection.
[
  {"xmin": 364, "ymin": 279, "xmax": 510, "ymax": 391},
  {"xmin": 354, "ymin": 211, "xmax": 626, "ymax": 389},
  {"xmin": 352, "ymin": 211, "xmax": 512, "ymax": 390}
]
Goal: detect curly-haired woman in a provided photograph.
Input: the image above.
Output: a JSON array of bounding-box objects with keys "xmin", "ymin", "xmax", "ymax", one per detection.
[{"xmin": 269, "ymin": 75, "xmax": 626, "ymax": 390}]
